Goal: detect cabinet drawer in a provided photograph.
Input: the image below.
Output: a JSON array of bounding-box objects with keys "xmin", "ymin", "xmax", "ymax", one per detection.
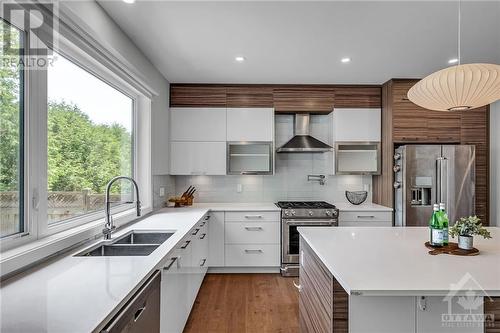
[
  {"xmin": 225, "ymin": 222, "xmax": 279, "ymax": 244},
  {"xmin": 339, "ymin": 211, "xmax": 392, "ymax": 222},
  {"xmin": 225, "ymin": 244, "xmax": 280, "ymax": 266},
  {"xmin": 225, "ymin": 211, "xmax": 280, "ymax": 222}
]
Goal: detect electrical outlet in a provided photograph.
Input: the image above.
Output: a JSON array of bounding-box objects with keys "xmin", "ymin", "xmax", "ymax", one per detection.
[
  {"xmin": 237, "ymin": 184, "xmax": 243, "ymax": 193},
  {"xmin": 159, "ymin": 187, "xmax": 165, "ymax": 197}
]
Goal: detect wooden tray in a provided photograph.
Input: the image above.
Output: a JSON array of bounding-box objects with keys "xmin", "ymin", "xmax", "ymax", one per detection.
[{"xmin": 424, "ymin": 242, "xmax": 479, "ymax": 256}]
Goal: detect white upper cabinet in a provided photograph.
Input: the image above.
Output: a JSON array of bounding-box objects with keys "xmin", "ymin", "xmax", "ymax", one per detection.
[
  {"xmin": 170, "ymin": 107, "xmax": 227, "ymax": 141},
  {"xmin": 333, "ymin": 108, "xmax": 381, "ymax": 142},
  {"xmin": 170, "ymin": 142, "xmax": 226, "ymax": 175},
  {"xmin": 226, "ymin": 108, "xmax": 274, "ymax": 142}
]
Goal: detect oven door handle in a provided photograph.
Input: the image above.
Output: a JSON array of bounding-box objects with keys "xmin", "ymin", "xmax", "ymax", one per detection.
[{"xmin": 283, "ymin": 219, "xmax": 336, "ymax": 225}]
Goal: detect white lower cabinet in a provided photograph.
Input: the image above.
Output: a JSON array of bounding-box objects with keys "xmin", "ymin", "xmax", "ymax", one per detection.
[
  {"xmin": 339, "ymin": 210, "xmax": 392, "ymax": 227},
  {"xmin": 160, "ymin": 217, "xmax": 209, "ymax": 333},
  {"xmin": 170, "ymin": 142, "xmax": 226, "ymax": 175},
  {"xmin": 208, "ymin": 212, "xmax": 225, "ymax": 266},
  {"xmin": 225, "ymin": 244, "xmax": 280, "ymax": 267}
]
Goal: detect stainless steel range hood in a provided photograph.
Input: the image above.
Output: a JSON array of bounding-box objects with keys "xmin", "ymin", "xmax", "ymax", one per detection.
[{"xmin": 276, "ymin": 114, "xmax": 332, "ymax": 153}]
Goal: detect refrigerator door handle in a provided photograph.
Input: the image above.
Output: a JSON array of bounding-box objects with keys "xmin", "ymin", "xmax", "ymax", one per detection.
[{"xmin": 436, "ymin": 157, "xmax": 448, "ymax": 205}]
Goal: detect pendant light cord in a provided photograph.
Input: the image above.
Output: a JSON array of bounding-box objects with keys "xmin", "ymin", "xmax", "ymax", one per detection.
[{"xmin": 458, "ymin": 0, "xmax": 461, "ymax": 65}]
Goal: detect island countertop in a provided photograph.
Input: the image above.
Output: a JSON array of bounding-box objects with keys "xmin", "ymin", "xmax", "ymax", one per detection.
[{"xmin": 298, "ymin": 226, "xmax": 500, "ymax": 296}]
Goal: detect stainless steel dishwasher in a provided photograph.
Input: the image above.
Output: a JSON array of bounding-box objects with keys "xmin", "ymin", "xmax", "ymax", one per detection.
[{"xmin": 102, "ymin": 270, "xmax": 161, "ymax": 333}]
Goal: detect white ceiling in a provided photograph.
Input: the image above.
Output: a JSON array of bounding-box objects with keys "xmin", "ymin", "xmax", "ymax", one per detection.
[{"xmin": 98, "ymin": 1, "xmax": 500, "ymax": 84}]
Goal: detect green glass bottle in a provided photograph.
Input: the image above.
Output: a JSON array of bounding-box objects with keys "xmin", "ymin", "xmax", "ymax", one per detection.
[
  {"xmin": 429, "ymin": 204, "xmax": 443, "ymax": 247},
  {"xmin": 438, "ymin": 203, "xmax": 449, "ymax": 246}
]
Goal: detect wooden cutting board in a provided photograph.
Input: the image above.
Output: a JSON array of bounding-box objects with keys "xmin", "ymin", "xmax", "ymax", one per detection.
[{"xmin": 424, "ymin": 241, "xmax": 479, "ymax": 256}]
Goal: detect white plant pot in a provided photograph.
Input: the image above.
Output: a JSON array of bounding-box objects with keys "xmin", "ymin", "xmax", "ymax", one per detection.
[{"xmin": 458, "ymin": 235, "xmax": 473, "ymax": 250}]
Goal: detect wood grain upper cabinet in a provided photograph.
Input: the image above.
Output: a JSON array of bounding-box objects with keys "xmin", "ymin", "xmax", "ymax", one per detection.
[
  {"xmin": 333, "ymin": 108, "xmax": 381, "ymax": 141},
  {"xmin": 226, "ymin": 86, "xmax": 273, "ymax": 108},
  {"xmin": 226, "ymin": 108, "xmax": 274, "ymax": 141},
  {"xmin": 391, "ymin": 80, "xmax": 461, "ymax": 143},
  {"xmin": 274, "ymin": 88, "xmax": 334, "ymax": 114},
  {"xmin": 170, "ymin": 108, "xmax": 226, "ymax": 141},
  {"xmin": 170, "ymin": 85, "xmax": 226, "ymax": 107}
]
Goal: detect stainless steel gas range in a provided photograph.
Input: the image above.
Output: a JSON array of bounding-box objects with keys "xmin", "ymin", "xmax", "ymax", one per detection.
[{"xmin": 276, "ymin": 201, "xmax": 338, "ymax": 277}]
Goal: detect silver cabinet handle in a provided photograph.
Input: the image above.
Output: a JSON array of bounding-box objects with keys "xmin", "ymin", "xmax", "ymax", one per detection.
[
  {"xmin": 244, "ymin": 226, "xmax": 263, "ymax": 231},
  {"xmin": 181, "ymin": 240, "xmax": 191, "ymax": 249},
  {"xmin": 199, "ymin": 221, "xmax": 206, "ymax": 227},
  {"xmin": 163, "ymin": 257, "xmax": 177, "ymax": 270},
  {"xmin": 199, "ymin": 259, "xmax": 207, "ymax": 267},
  {"xmin": 204, "ymin": 215, "xmax": 210, "ymax": 221},
  {"xmin": 293, "ymin": 280, "xmax": 302, "ymax": 292},
  {"xmin": 357, "ymin": 215, "xmax": 375, "ymax": 219},
  {"xmin": 244, "ymin": 249, "xmax": 263, "ymax": 253},
  {"xmin": 418, "ymin": 296, "xmax": 427, "ymax": 311},
  {"xmin": 192, "ymin": 228, "xmax": 200, "ymax": 235},
  {"xmin": 134, "ymin": 306, "xmax": 146, "ymax": 322},
  {"xmin": 245, "ymin": 215, "xmax": 263, "ymax": 219},
  {"xmin": 199, "ymin": 233, "xmax": 206, "ymax": 239}
]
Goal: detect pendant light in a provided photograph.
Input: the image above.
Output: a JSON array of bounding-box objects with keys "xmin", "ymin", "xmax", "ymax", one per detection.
[{"xmin": 407, "ymin": 1, "xmax": 500, "ymax": 111}]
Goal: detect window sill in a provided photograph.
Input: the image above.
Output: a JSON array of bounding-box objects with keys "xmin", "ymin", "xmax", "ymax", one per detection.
[{"xmin": 0, "ymin": 206, "xmax": 152, "ymax": 279}]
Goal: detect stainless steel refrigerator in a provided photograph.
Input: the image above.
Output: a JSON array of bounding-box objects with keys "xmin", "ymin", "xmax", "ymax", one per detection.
[{"xmin": 394, "ymin": 145, "xmax": 475, "ymax": 227}]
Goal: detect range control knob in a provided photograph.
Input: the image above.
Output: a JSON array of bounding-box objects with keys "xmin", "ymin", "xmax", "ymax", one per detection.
[
  {"xmin": 291, "ymin": 210, "xmax": 296, "ymax": 216},
  {"xmin": 393, "ymin": 165, "xmax": 401, "ymax": 172},
  {"xmin": 308, "ymin": 210, "xmax": 314, "ymax": 216},
  {"xmin": 325, "ymin": 210, "xmax": 332, "ymax": 217},
  {"xmin": 394, "ymin": 153, "xmax": 402, "ymax": 161},
  {"xmin": 284, "ymin": 210, "xmax": 290, "ymax": 216},
  {"xmin": 393, "ymin": 181, "xmax": 402, "ymax": 189}
]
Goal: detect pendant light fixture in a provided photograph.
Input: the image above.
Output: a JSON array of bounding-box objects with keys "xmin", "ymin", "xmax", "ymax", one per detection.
[{"xmin": 407, "ymin": 1, "xmax": 500, "ymax": 111}]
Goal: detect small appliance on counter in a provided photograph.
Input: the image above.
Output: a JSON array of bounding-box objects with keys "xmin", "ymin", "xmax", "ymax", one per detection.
[
  {"xmin": 276, "ymin": 201, "xmax": 338, "ymax": 277},
  {"xmin": 168, "ymin": 186, "xmax": 196, "ymax": 207}
]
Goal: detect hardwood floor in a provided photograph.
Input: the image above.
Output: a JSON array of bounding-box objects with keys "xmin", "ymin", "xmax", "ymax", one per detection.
[{"xmin": 184, "ymin": 274, "xmax": 299, "ymax": 333}]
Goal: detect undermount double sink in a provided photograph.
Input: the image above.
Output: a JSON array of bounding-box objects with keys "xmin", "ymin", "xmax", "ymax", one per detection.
[{"xmin": 76, "ymin": 231, "xmax": 174, "ymax": 257}]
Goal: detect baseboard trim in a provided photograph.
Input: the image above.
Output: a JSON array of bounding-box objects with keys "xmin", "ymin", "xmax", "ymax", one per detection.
[{"xmin": 208, "ymin": 267, "xmax": 280, "ymax": 274}]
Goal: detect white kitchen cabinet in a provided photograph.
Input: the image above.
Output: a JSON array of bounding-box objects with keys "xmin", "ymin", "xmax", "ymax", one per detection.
[
  {"xmin": 226, "ymin": 108, "xmax": 274, "ymax": 141},
  {"xmin": 170, "ymin": 142, "xmax": 226, "ymax": 175},
  {"xmin": 333, "ymin": 108, "xmax": 381, "ymax": 142},
  {"xmin": 208, "ymin": 212, "xmax": 225, "ymax": 266},
  {"xmin": 160, "ymin": 253, "xmax": 184, "ymax": 333},
  {"xmin": 339, "ymin": 210, "xmax": 392, "ymax": 227},
  {"xmin": 225, "ymin": 221, "xmax": 279, "ymax": 244},
  {"xmin": 415, "ymin": 296, "xmax": 483, "ymax": 333},
  {"xmin": 225, "ymin": 244, "xmax": 280, "ymax": 267},
  {"xmin": 170, "ymin": 108, "xmax": 226, "ymax": 141}
]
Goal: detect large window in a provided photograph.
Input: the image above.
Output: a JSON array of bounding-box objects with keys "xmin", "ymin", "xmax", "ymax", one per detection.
[
  {"xmin": 47, "ymin": 53, "xmax": 134, "ymax": 225},
  {"xmin": 0, "ymin": 20, "xmax": 24, "ymax": 238}
]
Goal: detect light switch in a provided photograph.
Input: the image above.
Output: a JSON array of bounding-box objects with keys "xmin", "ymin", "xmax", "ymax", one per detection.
[
  {"xmin": 159, "ymin": 187, "xmax": 165, "ymax": 197},
  {"xmin": 237, "ymin": 184, "xmax": 243, "ymax": 193}
]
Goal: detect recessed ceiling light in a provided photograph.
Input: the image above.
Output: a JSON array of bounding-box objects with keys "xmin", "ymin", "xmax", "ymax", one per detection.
[
  {"xmin": 123, "ymin": 0, "xmax": 135, "ymax": 3},
  {"xmin": 341, "ymin": 57, "xmax": 351, "ymax": 63},
  {"xmin": 448, "ymin": 58, "xmax": 459, "ymax": 64},
  {"xmin": 235, "ymin": 56, "xmax": 245, "ymax": 63}
]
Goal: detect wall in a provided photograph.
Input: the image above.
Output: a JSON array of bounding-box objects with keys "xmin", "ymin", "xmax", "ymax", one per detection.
[
  {"xmin": 175, "ymin": 114, "xmax": 371, "ymax": 203},
  {"xmin": 60, "ymin": 1, "xmax": 173, "ymax": 210},
  {"xmin": 491, "ymin": 101, "xmax": 500, "ymax": 226}
]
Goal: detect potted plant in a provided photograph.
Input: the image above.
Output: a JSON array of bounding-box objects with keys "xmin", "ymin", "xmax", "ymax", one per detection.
[{"xmin": 449, "ymin": 216, "xmax": 492, "ymax": 250}]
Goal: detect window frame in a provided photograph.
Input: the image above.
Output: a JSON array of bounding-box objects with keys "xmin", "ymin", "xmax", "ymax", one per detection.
[
  {"xmin": 40, "ymin": 36, "xmax": 140, "ymax": 237},
  {"xmin": 1, "ymin": 23, "xmax": 150, "ymax": 251},
  {"xmin": 0, "ymin": 19, "xmax": 30, "ymax": 244}
]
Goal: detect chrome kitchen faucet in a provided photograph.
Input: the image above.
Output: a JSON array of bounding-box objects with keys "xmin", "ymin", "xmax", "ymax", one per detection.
[{"xmin": 103, "ymin": 176, "xmax": 141, "ymax": 240}]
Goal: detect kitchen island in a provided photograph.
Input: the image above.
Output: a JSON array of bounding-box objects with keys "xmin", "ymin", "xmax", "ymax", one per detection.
[{"xmin": 297, "ymin": 226, "xmax": 500, "ymax": 333}]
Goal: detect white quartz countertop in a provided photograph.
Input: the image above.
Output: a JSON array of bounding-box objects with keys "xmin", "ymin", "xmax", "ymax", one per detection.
[
  {"xmin": 187, "ymin": 202, "xmax": 280, "ymax": 211},
  {"xmin": 0, "ymin": 207, "xmax": 210, "ymax": 333},
  {"xmin": 298, "ymin": 227, "xmax": 500, "ymax": 296},
  {"xmin": 335, "ymin": 202, "xmax": 393, "ymax": 211}
]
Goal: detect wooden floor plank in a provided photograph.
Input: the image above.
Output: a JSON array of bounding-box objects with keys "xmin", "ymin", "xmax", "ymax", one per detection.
[{"xmin": 184, "ymin": 274, "xmax": 299, "ymax": 333}]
